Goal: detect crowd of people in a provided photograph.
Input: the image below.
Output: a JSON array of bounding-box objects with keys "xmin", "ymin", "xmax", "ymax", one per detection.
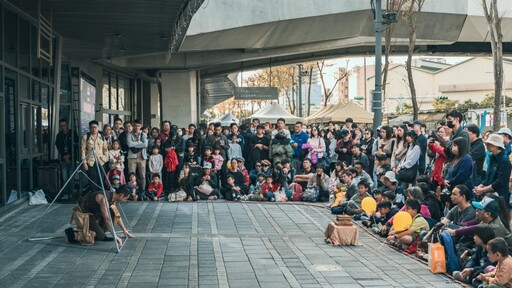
[{"xmin": 56, "ymin": 109, "xmax": 512, "ymax": 286}]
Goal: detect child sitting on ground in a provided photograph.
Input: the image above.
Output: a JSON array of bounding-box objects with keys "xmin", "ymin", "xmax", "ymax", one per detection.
[
  {"xmin": 250, "ymin": 173, "xmax": 266, "ymax": 194},
  {"xmin": 127, "ymin": 172, "xmax": 140, "ymax": 201},
  {"xmin": 110, "ymin": 174, "xmax": 121, "ymax": 190},
  {"xmin": 476, "ymin": 237, "xmax": 512, "ymax": 288},
  {"xmin": 262, "ymin": 175, "xmax": 281, "ymax": 202},
  {"xmin": 223, "ymin": 175, "xmax": 242, "ymax": 201},
  {"xmin": 146, "ymin": 174, "xmax": 164, "ymax": 201},
  {"xmin": 363, "ymin": 201, "xmax": 399, "ymax": 237},
  {"xmin": 386, "ymin": 199, "xmax": 429, "ymax": 248}
]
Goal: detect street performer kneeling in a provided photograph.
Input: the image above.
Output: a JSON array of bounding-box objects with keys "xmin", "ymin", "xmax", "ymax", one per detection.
[{"xmin": 65, "ymin": 185, "xmax": 133, "ymax": 247}]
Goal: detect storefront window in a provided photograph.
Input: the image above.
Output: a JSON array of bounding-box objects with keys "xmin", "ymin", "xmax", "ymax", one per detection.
[
  {"xmin": 5, "ymin": 9, "xmax": 18, "ymax": 67},
  {"xmin": 110, "ymin": 76, "xmax": 118, "ymax": 110},
  {"xmin": 102, "ymin": 73, "xmax": 110, "ymax": 109},
  {"xmin": 19, "ymin": 19, "xmax": 30, "ymax": 73},
  {"xmin": 32, "ymin": 80, "xmax": 40, "ymax": 102},
  {"xmin": 31, "ymin": 26, "xmax": 41, "ymax": 78}
]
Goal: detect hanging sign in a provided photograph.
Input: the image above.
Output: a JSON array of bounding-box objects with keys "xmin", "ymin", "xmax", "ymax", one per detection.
[{"xmin": 234, "ymin": 87, "xmax": 278, "ymax": 100}]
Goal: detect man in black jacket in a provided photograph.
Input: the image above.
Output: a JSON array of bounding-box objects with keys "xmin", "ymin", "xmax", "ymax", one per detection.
[
  {"xmin": 55, "ymin": 119, "xmax": 78, "ymax": 190},
  {"xmin": 466, "ymin": 124, "xmax": 486, "ymax": 184}
]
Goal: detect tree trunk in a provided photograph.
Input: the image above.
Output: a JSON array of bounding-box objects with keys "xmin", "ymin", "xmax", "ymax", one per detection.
[
  {"xmin": 483, "ymin": 0, "xmax": 504, "ymax": 130},
  {"xmin": 407, "ymin": 26, "xmax": 418, "ymax": 120},
  {"xmin": 307, "ymin": 66, "xmax": 313, "ymax": 116},
  {"xmin": 404, "ymin": 1, "xmax": 423, "ymax": 120}
]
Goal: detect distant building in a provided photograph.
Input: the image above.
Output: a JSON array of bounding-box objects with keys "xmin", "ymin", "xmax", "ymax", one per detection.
[
  {"xmin": 363, "ymin": 57, "xmax": 512, "ymax": 114},
  {"xmin": 336, "ymin": 67, "xmax": 349, "ymax": 104}
]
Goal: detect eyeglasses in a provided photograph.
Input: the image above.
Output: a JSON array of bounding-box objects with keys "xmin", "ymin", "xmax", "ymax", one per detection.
[{"xmin": 262, "ymin": 164, "xmax": 269, "ymax": 167}]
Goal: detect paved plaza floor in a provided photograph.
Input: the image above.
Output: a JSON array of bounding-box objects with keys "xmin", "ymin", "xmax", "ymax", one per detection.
[{"xmin": 0, "ymin": 201, "xmax": 462, "ymax": 288}]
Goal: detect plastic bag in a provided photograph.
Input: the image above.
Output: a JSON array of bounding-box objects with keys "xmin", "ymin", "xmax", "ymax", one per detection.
[
  {"xmin": 29, "ymin": 189, "xmax": 48, "ymax": 205},
  {"xmin": 7, "ymin": 190, "xmax": 18, "ymax": 204},
  {"xmin": 428, "ymin": 236, "xmax": 446, "ymax": 274}
]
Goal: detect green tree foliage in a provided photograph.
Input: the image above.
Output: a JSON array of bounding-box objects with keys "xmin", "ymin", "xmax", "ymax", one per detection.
[
  {"xmin": 396, "ymin": 102, "xmax": 414, "ymax": 114},
  {"xmin": 432, "ymin": 98, "xmax": 459, "ymax": 110}
]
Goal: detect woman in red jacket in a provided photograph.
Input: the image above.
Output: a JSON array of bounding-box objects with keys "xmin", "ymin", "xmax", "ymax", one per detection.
[{"xmin": 427, "ymin": 127, "xmax": 448, "ymax": 200}]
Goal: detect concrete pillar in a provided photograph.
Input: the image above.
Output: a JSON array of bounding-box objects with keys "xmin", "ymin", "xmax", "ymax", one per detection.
[
  {"xmin": 160, "ymin": 71, "xmax": 198, "ymax": 127},
  {"xmin": 150, "ymin": 82, "xmax": 160, "ymax": 128}
]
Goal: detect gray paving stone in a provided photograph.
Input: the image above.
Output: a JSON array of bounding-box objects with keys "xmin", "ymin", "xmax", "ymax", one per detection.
[{"xmin": 0, "ymin": 202, "xmax": 461, "ymax": 288}]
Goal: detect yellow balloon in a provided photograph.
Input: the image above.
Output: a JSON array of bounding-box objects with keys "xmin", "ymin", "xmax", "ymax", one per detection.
[
  {"xmin": 393, "ymin": 211, "xmax": 413, "ymax": 232},
  {"xmin": 226, "ymin": 162, "xmax": 231, "ymax": 170},
  {"xmin": 361, "ymin": 197, "xmax": 377, "ymax": 215}
]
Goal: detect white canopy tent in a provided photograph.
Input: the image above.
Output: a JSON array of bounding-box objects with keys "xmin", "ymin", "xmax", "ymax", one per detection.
[
  {"xmin": 249, "ymin": 102, "xmax": 302, "ymax": 123},
  {"xmin": 212, "ymin": 112, "xmax": 239, "ymax": 126}
]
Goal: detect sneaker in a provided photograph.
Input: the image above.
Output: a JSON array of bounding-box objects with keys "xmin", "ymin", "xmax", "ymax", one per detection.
[
  {"xmin": 270, "ymin": 197, "xmax": 275, "ymax": 202},
  {"xmin": 64, "ymin": 228, "xmax": 78, "ymax": 243},
  {"xmin": 208, "ymin": 195, "xmax": 218, "ymax": 200}
]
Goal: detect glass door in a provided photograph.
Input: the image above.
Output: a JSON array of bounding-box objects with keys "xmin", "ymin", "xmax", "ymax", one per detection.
[{"xmin": 5, "ymin": 74, "xmax": 18, "ymax": 201}]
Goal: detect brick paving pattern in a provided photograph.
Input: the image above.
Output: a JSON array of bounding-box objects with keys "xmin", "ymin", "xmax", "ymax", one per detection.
[{"xmin": 0, "ymin": 202, "xmax": 462, "ymax": 287}]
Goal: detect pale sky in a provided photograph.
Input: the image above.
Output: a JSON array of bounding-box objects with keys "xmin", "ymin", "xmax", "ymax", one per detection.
[{"xmin": 240, "ymin": 56, "xmax": 472, "ymax": 99}]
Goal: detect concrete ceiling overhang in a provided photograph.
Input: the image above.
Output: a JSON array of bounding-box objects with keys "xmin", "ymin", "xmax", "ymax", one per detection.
[
  {"xmin": 9, "ymin": 0, "xmax": 202, "ymax": 61},
  {"xmin": 112, "ymin": 9, "xmax": 512, "ymax": 78}
]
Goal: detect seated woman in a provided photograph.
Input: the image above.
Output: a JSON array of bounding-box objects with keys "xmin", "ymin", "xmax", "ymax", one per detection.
[
  {"xmin": 178, "ymin": 163, "xmax": 199, "ymax": 201},
  {"xmin": 307, "ymin": 164, "xmax": 330, "ymax": 202},
  {"xmin": 65, "ymin": 185, "xmax": 134, "ymax": 247},
  {"xmin": 194, "ymin": 162, "xmax": 220, "ymax": 200}
]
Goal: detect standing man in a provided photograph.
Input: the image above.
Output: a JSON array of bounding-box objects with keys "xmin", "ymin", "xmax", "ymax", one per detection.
[
  {"xmin": 438, "ymin": 110, "xmax": 469, "ymax": 160},
  {"xmin": 112, "ymin": 117, "xmax": 124, "ymax": 139},
  {"xmin": 81, "ymin": 120, "xmax": 109, "ymax": 191},
  {"xmin": 250, "ymin": 118, "xmax": 260, "ymax": 135},
  {"xmin": 409, "ymin": 120, "xmax": 427, "ymax": 175},
  {"xmin": 271, "ymin": 118, "xmax": 291, "ymax": 139},
  {"xmin": 127, "ymin": 119, "xmax": 148, "ymax": 191},
  {"xmin": 228, "ymin": 123, "xmax": 245, "ymax": 151},
  {"xmin": 206, "ymin": 122, "xmax": 230, "ymax": 161},
  {"xmin": 182, "ymin": 124, "xmax": 196, "ymax": 142},
  {"xmin": 55, "ymin": 119, "xmax": 78, "ymax": 190},
  {"xmin": 291, "ymin": 121, "xmax": 309, "ymax": 172}
]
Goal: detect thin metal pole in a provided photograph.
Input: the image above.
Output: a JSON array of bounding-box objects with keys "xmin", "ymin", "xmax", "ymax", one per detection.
[
  {"xmin": 373, "ymin": 0, "xmax": 383, "ymax": 131},
  {"xmin": 298, "ymin": 64, "xmax": 303, "ymax": 117},
  {"xmin": 27, "ymin": 158, "xmax": 86, "ymax": 241}
]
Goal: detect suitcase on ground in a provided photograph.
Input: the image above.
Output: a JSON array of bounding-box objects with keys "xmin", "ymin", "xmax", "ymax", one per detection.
[{"xmin": 37, "ymin": 164, "xmax": 61, "ymax": 200}]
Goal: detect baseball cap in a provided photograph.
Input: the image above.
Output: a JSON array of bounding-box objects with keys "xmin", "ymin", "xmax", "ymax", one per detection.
[
  {"xmin": 112, "ymin": 174, "xmax": 120, "ymax": 180},
  {"xmin": 472, "ymin": 197, "xmax": 500, "ymax": 215},
  {"xmin": 203, "ymin": 162, "xmax": 212, "ymax": 169},
  {"xmin": 408, "ymin": 120, "xmax": 423, "ymax": 126}
]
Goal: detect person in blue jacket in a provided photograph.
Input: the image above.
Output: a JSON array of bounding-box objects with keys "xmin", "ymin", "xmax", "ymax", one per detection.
[{"xmin": 445, "ymin": 137, "xmax": 474, "ymax": 191}]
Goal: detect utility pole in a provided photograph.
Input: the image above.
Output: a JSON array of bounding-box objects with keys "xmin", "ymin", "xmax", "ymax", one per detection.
[
  {"xmin": 373, "ymin": 0, "xmax": 383, "ymax": 131},
  {"xmin": 298, "ymin": 64, "xmax": 303, "ymax": 117}
]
